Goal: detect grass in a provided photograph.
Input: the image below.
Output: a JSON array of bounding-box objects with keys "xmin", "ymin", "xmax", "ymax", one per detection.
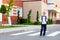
[
  {"xmin": 0, "ymin": 23, "xmax": 52, "ymax": 29},
  {"xmin": 0, "ymin": 25, "xmax": 27, "ymax": 29}
]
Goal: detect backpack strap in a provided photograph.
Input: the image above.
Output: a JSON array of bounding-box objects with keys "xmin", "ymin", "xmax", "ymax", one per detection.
[
  {"xmin": 41, "ymin": 16, "xmax": 43, "ymax": 21},
  {"xmin": 41, "ymin": 16, "xmax": 47, "ymax": 21}
]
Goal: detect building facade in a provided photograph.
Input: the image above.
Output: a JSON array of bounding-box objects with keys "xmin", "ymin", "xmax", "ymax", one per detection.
[
  {"xmin": 2, "ymin": 0, "xmax": 23, "ymax": 24},
  {"xmin": 23, "ymin": 0, "xmax": 48, "ymax": 22},
  {"xmin": 0, "ymin": 0, "xmax": 60, "ymax": 25},
  {"xmin": 47, "ymin": 0, "xmax": 60, "ymax": 24},
  {"xmin": 0, "ymin": 0, "xmax": 48, "ymax": 24}
]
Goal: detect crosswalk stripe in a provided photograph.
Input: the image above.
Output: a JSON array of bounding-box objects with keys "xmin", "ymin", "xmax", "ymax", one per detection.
[
  {"xmin": 28, "ymin": 32, "xmax": 40, "ymax": 36},
  {"xmin": 10, "ymin": 31, "xmax": 34, "ymax": 36},
  {"xmin": 28, "ymin": 31, "xmax": 48, "ymax": 36},
  {"xmin": 10, "ymin": 31, "xmax": 60, "ymax": 37},
  {"xmin": 47, "ymin": 31, "xmax": 60, "ymax": 37}
]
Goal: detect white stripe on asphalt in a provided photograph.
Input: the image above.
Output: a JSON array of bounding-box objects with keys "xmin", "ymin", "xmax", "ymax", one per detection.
[
  {"xmin": 28, "ymin": 31, "xmax": 48, "ymax": 36},
  {"xmin": 28, "ymin": 32, "xmax": 40, "ymax": 36},
  {"xmin": 47, "ymin": 31, "xmax": 60, "ymax": 37},
  {"xmin": 10, "ymin": 31, "xmax": 34, "ymax": 36}
]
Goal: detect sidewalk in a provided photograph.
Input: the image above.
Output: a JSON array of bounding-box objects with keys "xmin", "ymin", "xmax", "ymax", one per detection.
[
  {"xmin": 0, "ymin": 24, "xmax": 60, "ymax": 34},
  {"xmin": 0, "ymin": 25, "xmax": 40, "ymax": 34}
]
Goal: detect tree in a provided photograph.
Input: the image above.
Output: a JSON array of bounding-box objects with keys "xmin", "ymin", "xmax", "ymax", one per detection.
[
  {"xmin": 34, "ymin": 11, "xmax": 40, "ymax": 25},
  {"xmin": 17, "ymin": 10, "xmax": 20, "ymax": 24},
  {"xmin": 27, "ymin": 10, "xmax": 32, "ymax": 24},
  {"xmin": 0, "ymin": 5, "xmax": 6, "ymax": 14},
  {"xmin": 6, "ymin": 0, "xmax": 14, "ymax": 25},
  {"xmin": 36, "ymin": 11, "xmax": 39, "ymax": 22},
  {"xmin": 6, "ymin": 0, "xmax": 13, "ymax": 16}
]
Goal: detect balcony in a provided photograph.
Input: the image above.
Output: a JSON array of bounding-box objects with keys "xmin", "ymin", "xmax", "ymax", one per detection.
[{"xmin": 47, "ymin": 3, "xmax": 55, "ymax": 10}]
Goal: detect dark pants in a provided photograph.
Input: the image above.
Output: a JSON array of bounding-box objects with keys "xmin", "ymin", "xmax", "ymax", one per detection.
[{"xmin": 40, "ymin": 24, "xmax": 47, "ymax": 36}]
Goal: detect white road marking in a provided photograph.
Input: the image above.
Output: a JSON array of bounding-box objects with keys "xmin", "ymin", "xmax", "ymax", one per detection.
[
  {"xmin": 47, "ymin": 31, "xmax": 60, "ymax": 37},
  {"xmin": 28, "ymin": 32, "xmax": 40, "ymax": 36},
  {"xmin": 10, "ymin": 31, "xmax": 34, "ymax": 36},
  {"xmin": 28, "ymin": 31, "xmax": 48, "ymax": 36},
  {"xmin": 10, "ymin": 31, "xmax": 60, "ymax": 37}
]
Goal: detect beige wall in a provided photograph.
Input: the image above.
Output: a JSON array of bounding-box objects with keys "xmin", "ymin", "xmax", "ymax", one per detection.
[
  {"xmin": 55, "ymin": 0, "xmax": 60, "ymax": 8},
  {"xmin": 23, "ymin": 1, "xmax": 47, "ymax": 22},
  {"xmin": 54, "ymin": 0, "xmax": 60, "ymax": 20},
  {"xmin": 56, "ymin": 13, "xmax": 60, "ymax": 20},
  {"xmin": 41, "ymin": 1, "xmax": 48, "ymax": 16}
]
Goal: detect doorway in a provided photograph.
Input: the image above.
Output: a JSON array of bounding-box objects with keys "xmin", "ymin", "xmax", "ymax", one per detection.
[{"xmin": 48, "ymin": 10, "xmax": 56, "ymax": 24}]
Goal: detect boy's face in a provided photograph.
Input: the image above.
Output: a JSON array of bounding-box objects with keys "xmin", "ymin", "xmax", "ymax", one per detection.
[{"xmin": 43, "ymin": 12, "xmax": 46, "ymax": 16}]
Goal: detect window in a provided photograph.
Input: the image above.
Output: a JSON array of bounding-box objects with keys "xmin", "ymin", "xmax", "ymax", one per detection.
[{"xmin": 17, "ymin": 7, "xmax": 22, "ymax": 17}]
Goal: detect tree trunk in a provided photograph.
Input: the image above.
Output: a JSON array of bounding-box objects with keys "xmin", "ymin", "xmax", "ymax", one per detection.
[{"xmin": 8, "ymin": 17, "xmax": 11, "ymax": 25}]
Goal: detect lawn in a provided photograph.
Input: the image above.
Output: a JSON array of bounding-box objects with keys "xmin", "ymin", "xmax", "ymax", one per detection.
[{"xmin": 0, "ymin": 25, "xmax": 27, "ymax": 29}]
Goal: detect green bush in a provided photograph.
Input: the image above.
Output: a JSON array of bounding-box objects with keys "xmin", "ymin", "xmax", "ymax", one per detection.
[
  {"xmin": 34, "ymin": 21, "xmax": 41, "ymax": 25},
  {"xmin": 47, "ymin": 18, "xmax": 53, "ymax": 24},
  {"xmin": 20, "ymin": 18, "xmax": 27, "ymax": 24},
  {"xmin": 0, "ymin": 5, "xmax": 6, "ymax": 14}
]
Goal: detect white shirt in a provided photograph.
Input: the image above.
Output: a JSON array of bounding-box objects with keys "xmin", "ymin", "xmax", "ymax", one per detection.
[
  {"xmin": 42, "ymin": 16, "xmax": 46, "ymax": 24},
  {"xmin": 39, "ymin": 16, "xmax": 47, "ymax": 24}
]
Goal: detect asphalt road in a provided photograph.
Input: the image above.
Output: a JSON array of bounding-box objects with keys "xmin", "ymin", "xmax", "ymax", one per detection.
[{"xmin": 0, "ymin": 25, "xmax": 60, "ymax": 40}]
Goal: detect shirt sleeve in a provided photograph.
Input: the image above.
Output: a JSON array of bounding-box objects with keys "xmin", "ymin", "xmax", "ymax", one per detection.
[{"xmin": 39, "ymin": 16, "xmax": 42, "ymax": 22}]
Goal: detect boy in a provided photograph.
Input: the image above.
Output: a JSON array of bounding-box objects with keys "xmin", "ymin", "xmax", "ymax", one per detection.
[{"xmin": 39, "ymin": 12, "xmax": 47, "ymax": 36}]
